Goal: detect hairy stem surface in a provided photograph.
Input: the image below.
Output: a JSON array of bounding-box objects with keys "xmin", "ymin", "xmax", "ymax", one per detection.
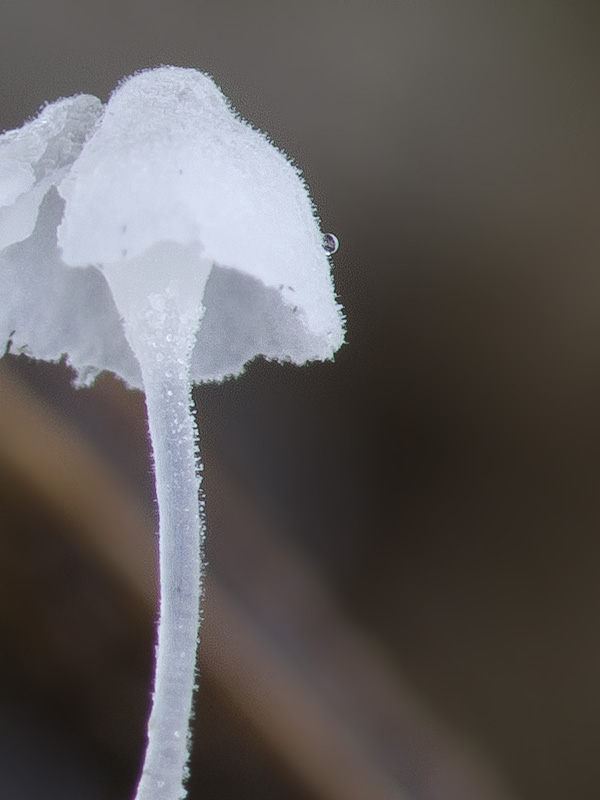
[{"xmin": 134, "ymin": 322, "xmax": 204, "ymax": 800}]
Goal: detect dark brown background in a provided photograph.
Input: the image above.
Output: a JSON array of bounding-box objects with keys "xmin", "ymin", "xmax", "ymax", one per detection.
[{"xmin": 1, "ymin": 2, "xmax": 600, "ymax": 799}]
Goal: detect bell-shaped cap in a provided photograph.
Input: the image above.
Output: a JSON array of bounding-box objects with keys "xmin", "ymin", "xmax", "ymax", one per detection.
[
  {"xmin": 0, "ymin": 94, "xmax": 102, "ymax": 250},
  {"xmin": 0, "ymin": 95, "xmax": 139, "ymax": 385},
  {"xmin": 1, "ymin": 68, "xmax": 344, "ymax": 387}
]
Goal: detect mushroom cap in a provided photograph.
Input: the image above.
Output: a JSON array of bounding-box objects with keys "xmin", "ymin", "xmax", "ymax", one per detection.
[
  {"xmin": 1, "ymin": 68, "xmax": 345, "ymax": 387},
  {"xmin": 0, "ymin": 94, "xmax": 102, "ymax": 250},
  {"xmin": 0, "ymin": 95, "xmax": 138, "ymax": 385}
]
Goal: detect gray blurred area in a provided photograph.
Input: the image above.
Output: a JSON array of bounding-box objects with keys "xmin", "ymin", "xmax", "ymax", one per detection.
[{"xmin": 1, "ymin": 1, "xmax": 600, "ymax": 799}]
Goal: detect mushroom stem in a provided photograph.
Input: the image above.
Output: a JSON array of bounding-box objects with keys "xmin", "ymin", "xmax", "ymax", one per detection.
[{"xmin": 133, "ymin": 320, "xmax": 204, "ymax": 800}]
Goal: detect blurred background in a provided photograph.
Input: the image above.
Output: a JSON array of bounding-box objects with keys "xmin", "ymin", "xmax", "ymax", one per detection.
[{"xmin": 1, "ymin": 1, "xmax": 600, "ymax": 798}]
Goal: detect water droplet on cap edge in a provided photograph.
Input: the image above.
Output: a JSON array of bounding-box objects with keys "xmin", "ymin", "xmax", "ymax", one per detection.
[{"xmin": 323, "ymin": 232, "xmax": 339, "ymax": 254}]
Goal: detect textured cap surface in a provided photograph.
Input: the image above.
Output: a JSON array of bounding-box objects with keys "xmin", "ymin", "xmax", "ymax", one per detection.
[{"xmin": 1, "ymin": 68, "xmax": 344, "ymax": 386}]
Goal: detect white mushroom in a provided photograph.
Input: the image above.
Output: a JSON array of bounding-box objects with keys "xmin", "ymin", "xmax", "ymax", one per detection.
[{"xmin": 0, "ymin": 66, "xmax": 345, "ymax": 800}]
